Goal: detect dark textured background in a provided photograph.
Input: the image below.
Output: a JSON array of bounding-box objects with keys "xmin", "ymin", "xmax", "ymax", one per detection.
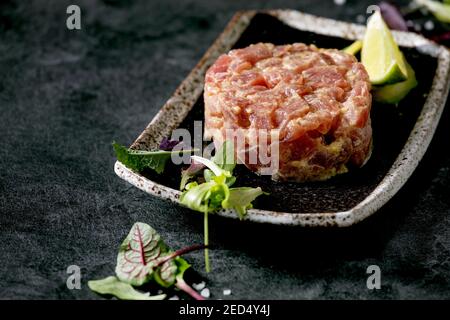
[{"xmin": 0, "ymin": 0, "xmax": 449, "ymax": 300}]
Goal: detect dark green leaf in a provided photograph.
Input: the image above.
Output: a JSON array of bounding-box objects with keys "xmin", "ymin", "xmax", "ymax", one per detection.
[{"xmin": 113, "ymin": 142, "xmax": 195, "ymax": 174}]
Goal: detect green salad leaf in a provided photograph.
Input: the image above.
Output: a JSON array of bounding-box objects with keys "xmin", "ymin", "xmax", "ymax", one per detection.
[
  {"xmin": 209, "ymin": 140, "xmax": 236, "ymax": 173},
  {"xmin": 180, "ymin": 175, "xmax": 231, "ymax": 273},
  {"xmin": 223, "ymin": 187, "xmax": 266, "ymax": 220},
  {"xmin": 204, "ymin": 141, "xmax": 236, "ymax": 186},
  {"xmin": 88, "ymin": 276, "xmax": 166, "ymax": 300},
  {"xmin": 181, "ymin": 176, "xmax": 230, "ymax": 213},
  {"xmin": 113, "ymin": 142, "xmax": 195, "ymax": 174},
  {"xmin": 179, "ymin": 141, "xmax": 266, "ymax": 272},
  {"xmin": 180, "ymin": 141, "xmax": 264, "ymax": 218}
]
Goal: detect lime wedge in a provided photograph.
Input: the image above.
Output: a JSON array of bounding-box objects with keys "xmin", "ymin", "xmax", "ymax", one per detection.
[
  {"xmin": 361, "ymin": 11, "xmax": 408, "ymax": 85},
  {"xmin": 373, "ymin": 57, "xmax": 417, "ymax": 104},
  {"xmin": 342, "ymin": 40, "xmax": 363, "ymax": 56}
]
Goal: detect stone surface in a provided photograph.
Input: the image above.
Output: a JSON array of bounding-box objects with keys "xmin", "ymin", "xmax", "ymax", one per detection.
[{"xmin": 0, "ymin": 0, "xmax": 449, "ymax": 299}]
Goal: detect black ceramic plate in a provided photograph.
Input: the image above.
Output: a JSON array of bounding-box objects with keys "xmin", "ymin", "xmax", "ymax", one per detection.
[{"xmin": 115, "ymin": 10, "xmax": 450, "ymax": 227}]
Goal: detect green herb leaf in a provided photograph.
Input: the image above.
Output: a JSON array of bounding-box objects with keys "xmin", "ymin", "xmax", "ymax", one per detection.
[
  {"xmin": 223, "ymin": 187, "xmax": 266, "ymax": 219},
  {"xmin": 211, "ymin": 140, "xmax": 236, "ymax": 173},
  {"xmin": 204, "ymin": 141, "xmax": 236, "ymax": 186},
  {"xmin": 204, "ymin": 169, "xmax": 236, "ymax": 186},
  {"xmin": 180, "ymin": 176, "xmax": 230, "ymax": 213},
  {"xmin": 113, "ymin": 142, "xmax": 195, "ymax": 174},
  {"xmin": 88, "ymin": 276, "xmax": 166, "ymax": 300},
  {"xmin": 180, "ymin": 175, "xmax": 230, "ymax": 273},
  {"xmin": 180, "ymin": 180, "xmax": 216, "ymax": 212},
  {"xmin": 179, "ymin": 141, "xmax": 266, "ymax": 272},
  {"xmin": 417, "ymin": 0, "xmax": 450, "ymax": 23},
  {"xmin": 115, "ymin": 222, "xmax": 169, "ymax": 286}
]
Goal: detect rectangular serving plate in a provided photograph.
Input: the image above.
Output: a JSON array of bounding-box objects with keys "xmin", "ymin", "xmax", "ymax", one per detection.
[{"xmin": 114, "ymin": 10, "xmax": 450, "ymax": 227}]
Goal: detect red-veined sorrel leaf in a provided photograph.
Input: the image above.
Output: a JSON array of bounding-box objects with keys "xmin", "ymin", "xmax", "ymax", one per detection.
[
  {"xmin": 115, "ymin": 222, "xmax": 169, "ymax": 286},
  {"xmin": 89, "ymin": 221, "xmax": 209, "ymax": 300},
  {"xmin": 154, "ymin": 256, "xmax": 179, "ymax": 288}
]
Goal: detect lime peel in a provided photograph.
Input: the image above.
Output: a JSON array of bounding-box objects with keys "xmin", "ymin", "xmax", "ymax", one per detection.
[
  {"xmin": 342, "ymin": 40, "xmax": 363, "ymax": 55},
  {"xmin": 373, "ymin": 59, "xmax": 418, "ymax": 104}
]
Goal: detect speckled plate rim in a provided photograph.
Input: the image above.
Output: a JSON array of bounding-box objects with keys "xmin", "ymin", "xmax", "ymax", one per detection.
[{"xmin": 114, "ymin": 10, "xmax": 450, "ymax": 227}]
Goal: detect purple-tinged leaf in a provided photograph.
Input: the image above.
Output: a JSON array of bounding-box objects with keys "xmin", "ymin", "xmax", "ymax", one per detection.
[
  {"xmin": 180, "ymin": 160, "xmax": 206, "ymax": 190},
  {"xmin": 379, "ymin": 1, "xmax": 409, "ymax": 31},
  {"xmin": 159, "ymin": 137, "xmax": 181, "ymax": 151}
]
